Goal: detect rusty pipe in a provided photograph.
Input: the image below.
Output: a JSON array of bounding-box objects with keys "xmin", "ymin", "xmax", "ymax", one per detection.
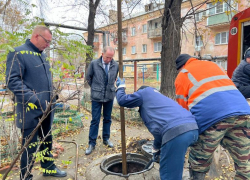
[{"xmin": 57, "ymin": 140, "xmax": 79, "ymax": 180}]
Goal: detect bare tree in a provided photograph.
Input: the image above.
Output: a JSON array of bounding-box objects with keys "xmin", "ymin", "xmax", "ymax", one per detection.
[
  {"xmin": 84, "ymin": 0, "xmax": 101, "ymax": 88},
  {"xmin": 160, "ymin": 0, "xmax": 182, "ymax": 98}
]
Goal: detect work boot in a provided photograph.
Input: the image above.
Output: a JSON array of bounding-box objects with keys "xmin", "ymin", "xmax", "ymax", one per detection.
[
  {"xmin": 189, "ymin": 169, "xmax": 206, "ymax": 180},
  {"xmin": 43, "ymin": 166, "xmax": 67, "ymax": 177}
]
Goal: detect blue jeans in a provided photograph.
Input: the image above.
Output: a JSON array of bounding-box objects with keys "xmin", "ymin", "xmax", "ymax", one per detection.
[
  {"xmin": 88, "ymin": 100, "xmax": 114, "ymax": 146},
  {"xmin": 160, "ymin": 129, "xmax": 199, "ymax": 180}
]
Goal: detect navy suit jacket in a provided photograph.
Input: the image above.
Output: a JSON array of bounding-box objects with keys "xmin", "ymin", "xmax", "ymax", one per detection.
[{"xmin": 6, "ymin": 39, "xmax": 54, "ymax": 129}]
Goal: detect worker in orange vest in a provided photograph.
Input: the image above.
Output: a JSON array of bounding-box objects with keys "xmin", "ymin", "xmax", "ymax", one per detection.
[{"xmin": 175, "ymin": 54, "xmax": 250, "ymax": 179}]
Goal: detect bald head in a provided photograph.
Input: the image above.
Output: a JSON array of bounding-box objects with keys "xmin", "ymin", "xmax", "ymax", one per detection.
[
  {"xmin": 30, "ymin": 25, "xmax": 52, "ymax": 51},
  {"xmin": 32, "ymin": 25, "xmax": 52, "ymax": 36},
  {"xmin": 103, "ymin": 46, "xmax": 115, "ymax": 54}
]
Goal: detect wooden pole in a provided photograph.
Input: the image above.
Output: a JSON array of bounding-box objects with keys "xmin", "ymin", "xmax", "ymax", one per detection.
[{"xmin": 117, "ymin": 0, "xmax": 127, "ymax": 176}]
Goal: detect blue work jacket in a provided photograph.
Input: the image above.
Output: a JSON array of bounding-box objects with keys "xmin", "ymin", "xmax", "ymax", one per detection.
[{"xmin": 116, "ymin": 87, "xmax": 198, "ymax": 149}]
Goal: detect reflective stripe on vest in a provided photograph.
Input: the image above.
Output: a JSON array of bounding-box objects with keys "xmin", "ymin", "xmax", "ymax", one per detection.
[
  {"xmin": 180, "ymin": 69, "xmax": 237, "ymax": 109},
  {"xmin": 188, "ymin": 85, "xmax": 237, "ymax": 109},
  {"xmin": 176, "ymin": 95, "xmax": 188, "ymax": 101},
  {"xmin": 188, "ymin": 73, "xmax": 230, "ymax": 98}
]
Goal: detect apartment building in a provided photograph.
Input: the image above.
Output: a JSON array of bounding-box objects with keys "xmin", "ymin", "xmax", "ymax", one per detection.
[{"xmin": 85, "ymin": 0, "xmax": 249, "ymax": 77}]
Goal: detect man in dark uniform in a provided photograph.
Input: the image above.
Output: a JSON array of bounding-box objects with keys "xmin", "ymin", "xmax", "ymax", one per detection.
[{"xmin": 6, "ymin": 25, "xmax": 66, "ymax": 180}]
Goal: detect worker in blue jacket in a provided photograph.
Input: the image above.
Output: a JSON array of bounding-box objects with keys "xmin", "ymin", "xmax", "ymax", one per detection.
[{"xmin": 116, "ymin": 77, "xmax": 199, "ymax": 180}]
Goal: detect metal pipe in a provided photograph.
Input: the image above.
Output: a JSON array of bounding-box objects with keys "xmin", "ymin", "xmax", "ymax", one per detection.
[
  {"xmin": 57, "ymin": 140, "xmax": 79, "ymax": 180},
  {"xmin": 44, "ymin": 22, "xmax": 104, "ymax": 33}
]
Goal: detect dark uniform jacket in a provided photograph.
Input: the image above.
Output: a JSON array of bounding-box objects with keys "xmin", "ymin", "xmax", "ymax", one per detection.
[{"xmin": 6, "ymin": 39, "xmax": 54, "ymax": 129}]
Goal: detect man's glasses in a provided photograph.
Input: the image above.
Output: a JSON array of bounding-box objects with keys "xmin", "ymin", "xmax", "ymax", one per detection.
[{"xmin": 39, "ymin": 34, "xmax": 51, "ymax": 44}]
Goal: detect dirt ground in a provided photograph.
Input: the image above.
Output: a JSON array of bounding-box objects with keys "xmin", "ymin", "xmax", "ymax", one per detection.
[{"xmin": 5, "ymin": 107, "xmax": 235, "ymax": 180}]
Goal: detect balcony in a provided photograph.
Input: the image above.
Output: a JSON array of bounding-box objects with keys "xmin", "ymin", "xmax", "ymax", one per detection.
[
  {"xmin": 207, "ymin": 12, "xmax": 236, "ymax": 28},
  {"xmin": 148, "ymin": 27, "xmax": 162, "ymax": 38}
]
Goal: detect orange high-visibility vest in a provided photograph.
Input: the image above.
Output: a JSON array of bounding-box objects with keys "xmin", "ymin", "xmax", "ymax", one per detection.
[{"xmin": 175, "ymin": 58, "xmax": 236, "ymax": 110}]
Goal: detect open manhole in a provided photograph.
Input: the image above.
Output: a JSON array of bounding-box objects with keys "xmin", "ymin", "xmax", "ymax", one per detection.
[{"xmin": 101, "ymin": 153, "xmax": 153, "ymax": 177}]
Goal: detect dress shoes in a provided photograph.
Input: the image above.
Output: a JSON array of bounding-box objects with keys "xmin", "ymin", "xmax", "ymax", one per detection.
[
  {"xmin": 103, "ymin": 140, "xmax": 114, "ymax": 148},
  {"xmin": 43, "ymin": 167, "xmax": 67, "ymax": 177},
  {"xmin": 85, "ymin": 144, "xmax": 95, "ymax": 155}
]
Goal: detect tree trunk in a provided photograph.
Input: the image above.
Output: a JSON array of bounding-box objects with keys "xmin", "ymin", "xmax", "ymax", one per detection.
[
  {"xmin": 84, "ymin": 0, "xmax": 101, "ymax": 88},
  {"xmin": 160, "ymin": 0, "xmax": 182, "ymax": 98}
]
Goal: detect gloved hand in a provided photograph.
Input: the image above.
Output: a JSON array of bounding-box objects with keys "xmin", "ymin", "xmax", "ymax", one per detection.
[
  {"xmin": 116, "ymin": 77, "xmax": 126, "ymax": 89},
  {"xmin": 152, "ymin": 148, "xmax": 160, "ymax": 163}
]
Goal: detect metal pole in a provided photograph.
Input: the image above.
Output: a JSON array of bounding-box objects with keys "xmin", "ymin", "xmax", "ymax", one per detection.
[
  {"xmin": 134, "ymin": 61, "xmax": 137, "ymax": 92},
  {"xmin": 117, "ymin": 0, "xmax": 127, "ymax": 176},
  {"xmin": 57, "ymin": 140, "xmax": 79, "ymax": 180},
  {"xmin": 143, "ymin": 65, "xmax": 145, "ymax": 84},
  {"xmin": 157, "ymin": 64, "xmax": 159, "ymax": 82}
]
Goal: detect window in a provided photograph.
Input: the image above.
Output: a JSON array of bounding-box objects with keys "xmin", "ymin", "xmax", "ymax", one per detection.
[
  {"xmin": 154, "ymin": 42, "xmax": 162, "ymax": 52},
  {"xmin": 122, "ymin": 31, "xmax": 127, "ymax": 41},
  {"xmin": 195, "ymin": 36, "xmax": 203, "ymax": 51},
  {"xmin": 122, "ymin": 47, "xmax": 126, "ymax": 55},
  {"xmin": 142, "ymin": 24, "xmax": 147, "ymax": 33},
  {"xmin": 155, "ymin": 22, "xmax": 158, "ymax": 29},
  {"xmin": 131, "ymin": 66, "xmax": 134, "ymax": 72},
  {"xmin": 195, "ymin": 11, "xmax": 206, "ymax": 22},
  {"xmin": 224, "ymin": 0, "xmax": 236, "ymax": 11},
  {"xmin": 215, "ymin": 60, "xmax": 227, "ymax": 70},
  {"xmin": 93, "ymin": 35, "xmax": 99, "ymax": 42},
  {"xmin": 142, "ymin": 44, "xmax": 147, "ymax": 53},
  {"xmin": 123, "ymin": 65, "xmax": 126, "ymax": 72},
  {"xmin": 208, "ymin": 0, "xmax": 236, "ymax": 15},
  {"xmin": 131, "ymin": 46, "xmax": 136, "ymax": 54},
  {"xmin": 215, "ymin": 32, "xmax": 229, "ymax": 45},
  {"xmin": 216, "ymin": 2, "xmax": 223, "ymax": 13},
  {"xmin": 131, "ymin": 27, "xmax": 136, "ymax": 36}
]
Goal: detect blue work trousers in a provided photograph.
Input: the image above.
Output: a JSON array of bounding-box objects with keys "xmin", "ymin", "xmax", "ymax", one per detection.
[
  {"xmin": 88, "ymin": 100, "xmax": 113, "ymax": 146},
  {"xmin": 160, "ymin": 129, "xmax": 199, "ymax": 180}
]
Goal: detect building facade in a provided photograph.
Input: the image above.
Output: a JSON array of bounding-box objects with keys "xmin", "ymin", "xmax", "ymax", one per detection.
[{"xmin": 84, "ymin": 0, "xmax": 249, "ymax": 77}]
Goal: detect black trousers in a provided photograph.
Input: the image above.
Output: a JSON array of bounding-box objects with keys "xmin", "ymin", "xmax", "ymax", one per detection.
[
  {"xmin": 238, "ymin": 86, "xmax": 250, "ymax": 98},
  {"xmin": 20, "ymin": 114, "xmax": 55, "ymax": 178}
]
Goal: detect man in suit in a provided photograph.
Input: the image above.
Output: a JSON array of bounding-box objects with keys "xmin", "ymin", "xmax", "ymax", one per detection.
[
  {"xmin": 6, "ymin": 25, "xmax": 66, "ymax": 180},
  {"xmin": 85, "ymin": 46, "xmax": 119, "ymax": 155}
]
